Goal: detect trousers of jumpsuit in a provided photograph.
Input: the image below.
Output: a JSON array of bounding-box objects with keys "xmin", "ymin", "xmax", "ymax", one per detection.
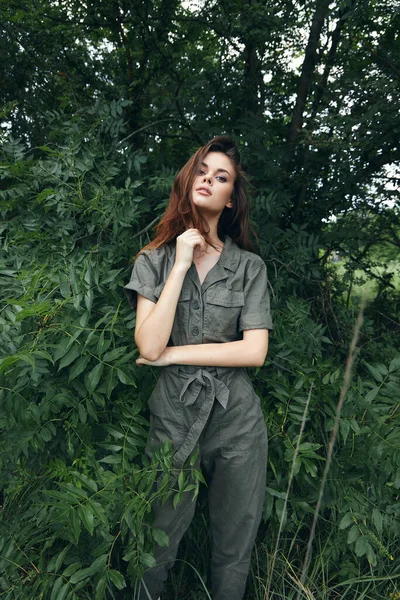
[{"xmin": 123, "ymin": 235, "xmax": 274, "ymax": 600}]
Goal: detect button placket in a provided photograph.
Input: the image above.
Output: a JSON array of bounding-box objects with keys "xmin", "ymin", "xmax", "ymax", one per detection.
[{"xmin": 190, "ymin": 293, "xmax": 202, "ymax": 340}]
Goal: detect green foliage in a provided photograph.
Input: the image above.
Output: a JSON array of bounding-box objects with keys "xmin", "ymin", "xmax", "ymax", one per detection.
[{"xmin": 0, "ymin": 109, "xmax": 199, "ymax": 598}]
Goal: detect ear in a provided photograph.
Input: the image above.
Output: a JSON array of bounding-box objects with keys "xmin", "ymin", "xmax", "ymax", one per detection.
[{"xmin": 225, "ymin": 198, "xmax": 233, "ymax": 208}]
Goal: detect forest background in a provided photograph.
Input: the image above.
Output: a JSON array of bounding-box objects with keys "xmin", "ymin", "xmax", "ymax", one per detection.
[{"xmin": 0, "ymin": 0, "xmax": 399, "ymax": 599}]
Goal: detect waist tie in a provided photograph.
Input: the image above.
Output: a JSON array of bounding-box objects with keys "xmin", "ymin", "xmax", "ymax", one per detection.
[{"xmin": 171, "ymin": 368, "xmax": 230, "ymax": 472}]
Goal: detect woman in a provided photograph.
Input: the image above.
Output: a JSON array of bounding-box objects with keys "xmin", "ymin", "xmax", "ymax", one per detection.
[{"xmin": 124, "ymin": 136, "xmax": 273, "ymax": 600}]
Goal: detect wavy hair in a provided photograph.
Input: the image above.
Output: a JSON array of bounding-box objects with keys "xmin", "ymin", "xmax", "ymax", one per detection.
[{"xmin": 138, "ymin": 135, "xmax": 254, "ymax": 255}]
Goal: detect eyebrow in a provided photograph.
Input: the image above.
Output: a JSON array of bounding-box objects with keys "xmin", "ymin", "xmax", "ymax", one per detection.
[{"xmin": 201, "ymin": 161, "xmax": 231, "ymax": 177}]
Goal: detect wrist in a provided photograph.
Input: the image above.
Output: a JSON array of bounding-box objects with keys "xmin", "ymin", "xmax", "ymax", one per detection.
[
  {"xmin": 164, "ymin": 346, "xmax": 176, "ymax": 365},
  {"xmin": 171, "ymin": 263, "xmax": 189, "ymax": 278}
]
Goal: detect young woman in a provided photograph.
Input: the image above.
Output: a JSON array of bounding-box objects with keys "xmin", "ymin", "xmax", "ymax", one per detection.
[{"xmin": 124, "ymin": 136, "xmax": 273, "ymax": 600}]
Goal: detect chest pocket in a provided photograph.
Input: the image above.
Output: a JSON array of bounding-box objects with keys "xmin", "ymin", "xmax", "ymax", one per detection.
[{"xmin": 204, "ymin": 288, "xmax": 244, "ymax": 334}]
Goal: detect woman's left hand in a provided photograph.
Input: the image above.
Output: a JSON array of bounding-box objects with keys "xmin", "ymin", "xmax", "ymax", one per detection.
[{"xmin": 136, "ymin": 348, "xmax": 172, "ymax": 367}]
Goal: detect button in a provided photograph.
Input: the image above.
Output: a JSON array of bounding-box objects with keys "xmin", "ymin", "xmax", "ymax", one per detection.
[
  {"xmin": 192, "ymin": 327, "xmax": 200, "ymax": 336},
  {"xmin": 193, "ymin": 301, "xmax": 200, "ymax": 309}
]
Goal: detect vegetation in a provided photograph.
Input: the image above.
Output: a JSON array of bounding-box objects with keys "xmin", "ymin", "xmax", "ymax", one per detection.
[{"xmin": 0, "ymin": 0, "xmax": 399, "ymax": 598}]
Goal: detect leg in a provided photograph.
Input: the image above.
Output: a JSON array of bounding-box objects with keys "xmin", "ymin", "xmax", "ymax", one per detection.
[
  {"xmin": 137, "ymin": 483, "xmax": 198, "ymax": 599},
  {"xmin": 207, "ymin": 434, "xmax": 268, "ymax": 600}
]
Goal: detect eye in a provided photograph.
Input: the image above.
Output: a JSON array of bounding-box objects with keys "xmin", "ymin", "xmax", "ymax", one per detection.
[
  {"xmin": 216, "ymin": 176, "xmax": 227, "ymax": 183},
  {"xmin": 199, "ymin": 169, "xmax": 206, "ymax": 175}
]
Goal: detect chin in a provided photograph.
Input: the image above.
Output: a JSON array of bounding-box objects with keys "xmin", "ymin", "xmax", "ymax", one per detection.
[{"xmin": 193, "ymin": 201, "xmax": 217, "ymax": 214}]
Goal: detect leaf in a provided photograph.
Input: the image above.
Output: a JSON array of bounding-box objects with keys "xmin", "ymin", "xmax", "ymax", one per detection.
[
  {"xmin": 79, "ymin": 310, "xmax": 90, "ymax": 327},
  {"xmin": 69, "ymin": 555, "xmax": 107, "ymax": 584},
  {"xmin": 102, "ymin": 425, "xmax": 124, "ymax": 439},
  {"xmin": 104, "ymin": 368, "xmax": 117, "ymax": 399},
  {"xmin": 50, "ymin": 576, "xmax": 63, "ymax": 600},
  {"xmin": 389, "ymin": 356, "xmax": 400, "ymax": 373},
  {"xmin": 339, "ymin": 513, "xmax": 353, "ymax": 530},
  {"xmin": 116, "ymin": 367, "xmax": 136, "ymax": 386},
  {"xmin": 86, "ymin": 363, "xmax": 104, "ymax": 393},
  {"xmin": 275, "ymin": 498, "xmax": 287, "ymax": 528},
  {"xmin": 40, "ymin": 426, "xmax": 52, "ymax": 441},
  {"xmin": 95, "ymin": 574, "xmax": 107, "ymax": 600},
  {"xmin": 173, "ymin": 492, "xmax": 182, "ymax": 509},
  {"xmin": 48, "ymin": 545, "xmax": 70, "ymax": 573},
  {"xmin": 54, "ymin": 338, "xmax": 70, "ymax": 361},
  {"xmin": 193, "ymin": 469, "xmax": 206, "ymax": 485},
  {"xmin": 32, "ymin": 349, "xmax": 54, "ymax": 364},
  {"xmin": 372, "ymin": 507, "xmax": 382, "ymax": 534},
  {"xmin": 55, "ymin": 546, "xmax": 70, "ymax": 573},
  {"xmin": 78, "ymin": 504, "xmax": 94, "ymax": 535},
  {"xmin": 58, "ymin": 345, "xmax": 80, "ymax": 371},
  {"xmin": 365, "ymin": 387, "xmax": 379, "ymax": 403},
  {"xmin": 69, "ymin": 355, "xmax": 91, "ymax": 381},
  {"xmin": 189, "ymin": 445, "xmax": 199, "ymax": 467},
  {"xmin": 364, "ymin": 362, "xmax": 383, "ymax": 383},
  {"xmin": 347, "ymin": 524, "xmax": 359, "ymax": 544},
  {"xmin": 84, "ymin": 289, "xmax": 93, "ymax": 312},
  {"xmin": 266, "ymin": 487, "xmax": 287, "ymax": 500},
  {"xmin": 139, "ymin": 553, "xmax": 156, "ymax": 568},
  {"xmin": 59, "ymin": 272, "xmax": 71, "ymax": 298},
  {"xmin": 58, "ymin": 583, "xmax": 69, "ymax": 600},
  {"xmin": 122, "ymin": 546, "xmax": 137, "ymax": 562},
  {"xmin": 178, "ymin": 470, "xmax": 185, "ymax": 492},
  {"xmin": 322, "ymin": 373, "xmax": 330, "ymax": 384},
  {"xmin": 69, "ymin": 508, "xmax": 81, "ymax": 545},
  {"xmin": 152, "ymin": 528, "xmax": 169, "ymax": 547},
  {"xmin": 366, "ymin": 543, "xmax": 377, "ymax": 566},
  {"xmin": 72, "ymin": 471, "xmax": 98, "ymax": 493},
  {"xmin": 355, "ymin": 535, "xmax": 368, "ymax": 557},
  {"xmin": 63, "ymin": 562, "xmax": 80, "ymax": 577},
  {"xmin": 78, "ymin": 403, "xmax": 87, "ymax": 424},
  {"xmin": 103, "ymin": 346, "xmax": 128, "ymax": 362},
  {"xmin": 99, "ymin": 454, "xmax": 122, "ymax": 464},
  {"xmin": 109, "ymin": 569, "xmax": 127, "ymax": 590}
]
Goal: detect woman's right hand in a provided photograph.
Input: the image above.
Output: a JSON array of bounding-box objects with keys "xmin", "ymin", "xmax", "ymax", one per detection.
[{"xmin": 175, "ymin": 229, "xmax": 207, "ymax": 271}]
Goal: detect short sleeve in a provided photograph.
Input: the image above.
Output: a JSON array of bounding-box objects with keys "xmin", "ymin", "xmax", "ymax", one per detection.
[
  {"xmin": 123, "ymin": 251, "xmax": 159, "ymax": 310},
  {"xmin": 239, "ymin": 262, "xmax": 273, "ymax": 331}
]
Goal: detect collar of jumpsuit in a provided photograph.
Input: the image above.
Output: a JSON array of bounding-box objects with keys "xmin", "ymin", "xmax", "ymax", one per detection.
[{"xmin": 180, "ymin": 234, "xmax": 241, "ymax": 293}]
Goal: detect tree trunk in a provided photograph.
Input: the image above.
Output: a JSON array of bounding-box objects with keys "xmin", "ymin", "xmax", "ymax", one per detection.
[{"xmin": 282, "ymin": 0, "xmax": 330, "ymax": 173}]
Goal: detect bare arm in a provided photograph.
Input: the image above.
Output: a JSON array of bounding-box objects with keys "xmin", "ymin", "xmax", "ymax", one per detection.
[
  {"xmin": 134, "ymin": 229, "xmax": 206, "ymax": 361},
  {"xmin": 136, "ymin": 329, "xmax": 269, "ymax": 368}
]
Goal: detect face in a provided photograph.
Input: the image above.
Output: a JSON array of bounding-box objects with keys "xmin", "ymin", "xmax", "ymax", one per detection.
[{"xmin": 190, "ymin": 151, "xmax": 234, "ymax": 216}]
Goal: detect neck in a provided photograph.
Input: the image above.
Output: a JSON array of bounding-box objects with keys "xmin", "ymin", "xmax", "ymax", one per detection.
[
  {"xmin": 204, "ymin": 214, "xmax": 222, "ymax": 245},
  {"xmin": 188, "ymin": 214, "xmax": 223, "ymax": 246}
]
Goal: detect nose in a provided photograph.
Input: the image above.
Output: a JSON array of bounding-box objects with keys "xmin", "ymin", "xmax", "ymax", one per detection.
[{"xmin": 203, "ymin": 174, "xmax": 212, "ymax": 184}]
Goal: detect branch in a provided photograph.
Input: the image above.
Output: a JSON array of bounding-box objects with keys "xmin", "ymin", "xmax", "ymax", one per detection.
[
  {"xmin": 133, "ymin": 216, "xmax": 160, "ymax": 239},
  {"xmin": 282, "ymin": 0, "xmax": 330, "ymax": 172}
]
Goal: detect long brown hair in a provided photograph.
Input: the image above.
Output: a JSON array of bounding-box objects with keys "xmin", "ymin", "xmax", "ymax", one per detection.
[{"xmin": 138, "ymin": 135, "xmax": 254, "ymax": 255}]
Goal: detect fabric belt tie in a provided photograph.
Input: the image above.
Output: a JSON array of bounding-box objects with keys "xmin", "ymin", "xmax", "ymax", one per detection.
[{"xmin": 171, "ymin": 368, "xmax": 229, "ymax": 472}]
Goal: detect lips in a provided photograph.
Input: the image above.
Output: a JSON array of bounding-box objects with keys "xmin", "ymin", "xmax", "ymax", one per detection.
[{"xmin": 196, "ymin": 187, "xmax": 212, "ymax": 196}]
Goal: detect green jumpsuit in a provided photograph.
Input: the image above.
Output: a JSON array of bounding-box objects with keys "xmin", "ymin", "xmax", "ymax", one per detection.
[{"xmin": 124, "ymin": 235, "xmax": 273, "ymax": 600}]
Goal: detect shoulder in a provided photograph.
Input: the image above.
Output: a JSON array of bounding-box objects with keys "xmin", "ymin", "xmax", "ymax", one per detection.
[
  {"xmin": 136, "ymin": 242, "xmax": 174, "ymax": 266},
  {"xmin": 228, "ymin": 238, "xmax": 266, "ymax": 275},
  {"xmin": 238, "ymin": 248, "xmax": 265, "ymax": 272}
]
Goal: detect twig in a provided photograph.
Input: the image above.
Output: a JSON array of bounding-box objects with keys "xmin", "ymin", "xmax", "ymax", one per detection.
[
  {"xmin": 132, "ymin": 216, "xmax": 160, "ymax": 239},
  {"xmin": 298, "ymin": 297, "xmax": 366, "ymax": 593},
  {"xmin": 117, "ymin": 119, "xmax": 177, "ymax": 146},
  {"xmin": 263, "ymin": 382, "xmax": 314, "ymax": 600}
]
